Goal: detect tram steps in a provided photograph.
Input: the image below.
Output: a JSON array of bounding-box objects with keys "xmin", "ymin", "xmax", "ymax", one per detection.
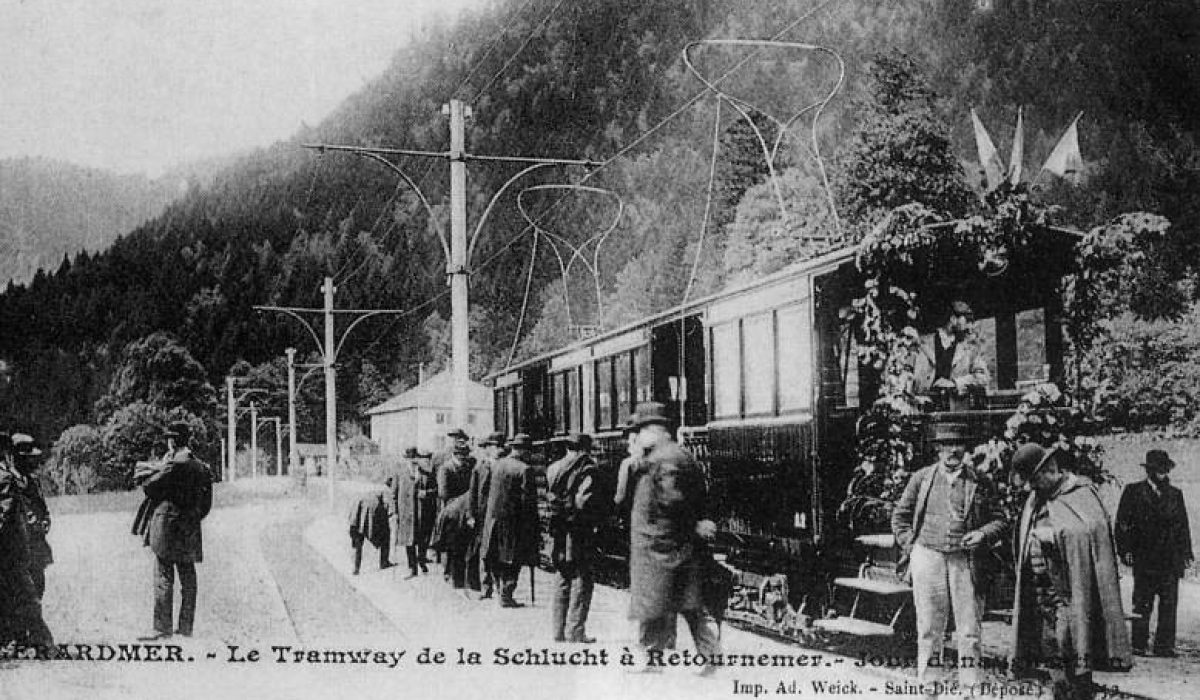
[
  {"xmin": 812, "ymin": 616, "xmax": 895, "ymax": 637},
  {"xmin": 831, "ymin": 576, "xmax": 911, "ymax": 596}
]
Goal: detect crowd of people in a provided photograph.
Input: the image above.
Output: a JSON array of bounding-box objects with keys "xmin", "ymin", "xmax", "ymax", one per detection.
[{"xmin": 347, "ymin": 400, "xmax": 724, "ymax": 666}]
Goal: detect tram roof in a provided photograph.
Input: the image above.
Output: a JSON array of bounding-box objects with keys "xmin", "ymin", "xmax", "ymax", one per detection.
[{"xmin": 486, "ymin": 243, "xmax": 861, "ymax": 381}]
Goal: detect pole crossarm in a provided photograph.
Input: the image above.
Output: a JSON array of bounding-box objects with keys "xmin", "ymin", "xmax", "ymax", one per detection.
[
  {"xmin": 303, "ymin": 142, "xmax": 602, "ymax": 169},
  {"xmin": 254, "ymin": 306, "xmax": 326, "ymax": 355}
]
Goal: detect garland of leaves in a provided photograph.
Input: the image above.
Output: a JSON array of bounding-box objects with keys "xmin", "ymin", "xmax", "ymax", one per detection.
[{"xmin": 836, "ymin": 186, "xmax": 1167, "ymax": 532}]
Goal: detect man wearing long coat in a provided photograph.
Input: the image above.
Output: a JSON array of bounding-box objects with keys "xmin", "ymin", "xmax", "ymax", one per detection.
[
  {"xmin": 432, "ymin": 428, "xmax": 475, "ymax": 585},
  {"xmin": 1009, "ymin": 444, "xmax": 1131, "ymax": 699},
  {"xmin": 136, "ymin": 422, "xmax": 213, "ymax": 639},
  {"xmin": 349, "ymin": 487, "xmax": 392, "ymax": 574},
  {"xmin": 11, "ymin": 435, "xmax": 53, "ymax": 599},
  {"xmin": 627, "ymin": 402, "xmax": 719, "ymax": 661},
  {"xmin": 480, "ymin": 433, "xmax": 539, "ymax": 608},
  {"xmin": 548, "ymin": 432, "xmax": 603, "ymax": 642},
  {"xmin": 467, "ymin": 433, "xmax": 504, "ymax": 597},
  {"xmin": 0, "ymin": 434, "xmax": 54, "ymax": 648},
  {"xmin": 389, "ymin": 447, "xmax": 436, "ymax": 578}
]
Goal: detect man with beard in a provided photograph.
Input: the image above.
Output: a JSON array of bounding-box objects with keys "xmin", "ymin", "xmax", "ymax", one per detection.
[
  {"xmin": 1009, "ymin": 443, "xmax": 1131, "ymax": 700},
  {"xmin": 480, "ymin": 433, "xmax": 539, "ymax": 608},
  {"xmin": 0, "ymin": 433, "xmax": 54, "ymax": 649},
  {"xmin": 1116, "ymin": 449, "xmax": 1192, "ymax": 657}
]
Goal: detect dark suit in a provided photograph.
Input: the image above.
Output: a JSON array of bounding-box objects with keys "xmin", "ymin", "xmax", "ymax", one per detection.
[
  {"xmin": 0, "ymin": 463, "xmax": 53, "ymax": 647},
  {"xmin": 547, "ymin": 451, "xmax": 602, "ymax": 641},
  {"xmin": 140, "ymin": 448, "xmax": 213, "ymax": 636},
  {"xmin": 1116, "ymin": 479, "xmax": 1193, "ymax": 653},
  {"xmin": 480, "ymin": 453, "xmax": 539, "ymax": 604}
]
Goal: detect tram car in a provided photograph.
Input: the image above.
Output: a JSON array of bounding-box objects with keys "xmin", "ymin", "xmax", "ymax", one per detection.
[{"xmin": 487, "ymin": 231, "xmax": 1075, "ymax": 643}]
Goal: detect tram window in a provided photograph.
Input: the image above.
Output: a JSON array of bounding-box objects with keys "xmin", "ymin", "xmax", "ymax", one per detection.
[
  {"xmin": 777, "ymin": 304, "xmax": 812, "ymax": 412},
  {"xmin": 712, "ymin": 321, "xmax": 741, "ymax": 419},
  {"xmin": 568, "ymin": 368, "xmax": 583, "ymax": 433},
  {"xmin": 552, "ymin": 372, "xmax": 568, "ymax": 434},
  {"xmin": 1017, "ymin": 308, "xmax": 1049, "ymax": 386},
  {"xmin": 596, "ymin": 359, "xmax": 613, "ymax": 430},
  {"xmin": 633, "ymin": 346, "xmax": 651, "ymax": 405},
  {"xmin": 969, "ymin": 317, "xmax": 1000, "ymax": 391},
  {"xmin": 615, "ymin": 352, "xmax": 633, "ymax": 424},
  {"xmin": 743, "ymin": 313, "xmax": 774, "ymax": 415}
]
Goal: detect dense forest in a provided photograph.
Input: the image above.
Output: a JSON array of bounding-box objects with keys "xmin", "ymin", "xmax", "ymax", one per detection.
[{"xmin": 1, "ymin": 0, "xmax": 1197, "ymax": 466}]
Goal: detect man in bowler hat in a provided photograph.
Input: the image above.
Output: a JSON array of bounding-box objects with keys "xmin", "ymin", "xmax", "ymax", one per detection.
[
  {"xmin": 480, "ymin": 433, "xmax": 539, "ymax": 607},
  {"xmin": 1116, "ymin": 449, "xmax": 1193, "ymax": 657}
]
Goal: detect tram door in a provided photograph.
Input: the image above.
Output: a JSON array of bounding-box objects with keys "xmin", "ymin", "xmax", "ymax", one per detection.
[{"xmin": 650, "ymin": 315, "xmax": 706, "ymax": 427}]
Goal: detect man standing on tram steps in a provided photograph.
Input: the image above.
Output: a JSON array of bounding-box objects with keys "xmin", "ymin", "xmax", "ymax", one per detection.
[
  {"xmin": 12, "ymin": 434, "xmax": 53, "ymax": 600},
  {"xmin": 389, "ymin": 447, "xmax": 436, "ymax": 579},
  {"xmin": 891, "ymin": 444, "xmax": 1007, "ymax": 694},
  {"xmin": 467, "ymin": 432, "xmax": 505, "ymax": 598},
  {"xmin": 135, "ymin": 421, "xmax": 213, "ymax": 640},
  {"xmin": 434, "ymin": 428, "xmax": 475, "ymax": 585},
  {"xmin": 481, "ymin": 433, "xmax": 539, "ymax": 608},
  {"xmin": 1116, "ymin": 449, "xmax": 1193, "ymax": 657},
  {"xmin": 0, "ymin": 433, "xmax": 54, "ymax": 649},
  {"xmin": 548, "ymin": 432, "xmax": 603, "ymax": 643},
  {"xmin": 628, "ymin": 402, "xmax": 720, "ymax": 671}
]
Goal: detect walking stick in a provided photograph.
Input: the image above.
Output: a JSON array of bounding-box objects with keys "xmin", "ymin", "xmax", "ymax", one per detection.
[{"xmin": 530, "ymin": 565, "xmax": 536, "ymax": 604}]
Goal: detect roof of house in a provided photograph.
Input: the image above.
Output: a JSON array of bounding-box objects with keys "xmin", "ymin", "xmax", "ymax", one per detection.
[{"xmin": 367, "ymin": 370, "xmax": 493, "ymax": 416}]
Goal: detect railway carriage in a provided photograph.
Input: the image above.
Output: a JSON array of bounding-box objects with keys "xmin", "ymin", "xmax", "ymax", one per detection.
[{"xmin": 487, "ymin": 231, "xmax": 1075, "ymax": 641}]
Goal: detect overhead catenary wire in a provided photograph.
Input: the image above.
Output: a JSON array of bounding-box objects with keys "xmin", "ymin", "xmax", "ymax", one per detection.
[
  {"xmin": 683, "ymin": 95, "xmax": 724, "ymax": 304},
  {"xmin": 474, "ymin": 0, "xmax": 571, "ymax": 100}
]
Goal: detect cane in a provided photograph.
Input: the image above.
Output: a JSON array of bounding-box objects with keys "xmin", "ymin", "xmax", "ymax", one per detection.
[{"xmin": 530, "ymin": 565, "xmax": 536, "ymax": 605}]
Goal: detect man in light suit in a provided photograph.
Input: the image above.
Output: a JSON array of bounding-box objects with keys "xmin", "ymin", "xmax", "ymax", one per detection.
[
  {"xmin": 891, "ymin": 445, "xmax": 1007, "ymax": 693},
  {"xmin": 908, "ymin": 300, "xmax": 990, "ymax": 397}
]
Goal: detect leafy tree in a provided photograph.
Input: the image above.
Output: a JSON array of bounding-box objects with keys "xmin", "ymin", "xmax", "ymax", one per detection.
[
  {"xmin": 832, "ymin": 51, "xmax": 973, "ymax": 237},
  {"xmin": 46, "ymin": 424, "xmax": 104, "ymax": 495},
  {"xmin": 94, "ymin": 332, "xmax": 217, "ymax": 424}
]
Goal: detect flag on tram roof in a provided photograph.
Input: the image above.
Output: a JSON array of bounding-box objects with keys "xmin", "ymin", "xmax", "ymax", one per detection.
[
  {"xmin": 1008, "ymin": 107, "xmax": 1024, "ymax": 186},
  {"xmin": 1040, "ymin": 112, "xmax": 1084, "ymax": 183},
  {"xmin": 970, "ymin": 108, "xmax": 1005, "ymax": 191}
]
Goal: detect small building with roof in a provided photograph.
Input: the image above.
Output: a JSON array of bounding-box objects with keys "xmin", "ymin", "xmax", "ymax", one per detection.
[{"xmin": 366, "ymin": 370, "xmax": 493, "ymax": 455}]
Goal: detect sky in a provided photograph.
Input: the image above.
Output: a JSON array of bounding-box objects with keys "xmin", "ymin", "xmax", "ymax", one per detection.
[{"xmin": 0, "ymin": 0, "xmax": 490, "ymax": 177}]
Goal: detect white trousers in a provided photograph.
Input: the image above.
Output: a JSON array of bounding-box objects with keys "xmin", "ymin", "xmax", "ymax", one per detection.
[{"xmin": 910, "ymin": 543, "xmax": 982, "ymax": 690}]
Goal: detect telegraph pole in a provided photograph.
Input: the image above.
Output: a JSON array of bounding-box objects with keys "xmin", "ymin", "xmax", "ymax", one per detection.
[
  {"xmin": 322, "ymin": 277, "xmax": 337, "ymax": 503},
  {"xmin": 304, "ymin": 100, "xmax": 600, "ymax": 431},
  {"xmin": 226, "ymin": 377, "xmax": 236, "ymax": 482},
  {"xmin": 286, "ymin": 348, "xmax": 299, "ymax": 482},
  {"xmin": 250, "ymin": 402, "xmax": 259, "ymax": 480},
  {"xmin": 258, "ymin": 278, "xmax": 413, "ymax": 505},
  {"xmin": 447, "ymin": 100, "xmax": 470, "ymax": 429}
]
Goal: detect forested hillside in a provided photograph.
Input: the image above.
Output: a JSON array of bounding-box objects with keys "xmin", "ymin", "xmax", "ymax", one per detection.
[{"xmin": 1, "ymin": 0, "xmax": 1196, "ymax": 448}]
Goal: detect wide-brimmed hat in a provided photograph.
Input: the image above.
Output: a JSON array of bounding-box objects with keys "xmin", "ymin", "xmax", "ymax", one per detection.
[
  {"xmin": 11, "ymin": 433, "xmax": 42, "ymax": 457},
  {"xmin": 1010, "ymin": 443, "xmax": 1056, "ymax": 480},
  {"xmin": 164, "ymin": 421, "xmax": 191, "ymax": 440},
  {"xmin": 568, "ymin": 432, "xmax": 593, "ymax": 451},
  {"xmin": 508, "ymin": 433, "xmax": 533, "ymax": 450},
  {"xmin": 1142, "ymin": 449, "xmax": 1175, "ymax": 473},
  {"xmin": 630, "ymin": 402, "xmax": 671, "ymax": 430},
  {"xmin": 480, "ymin": 432, "xmax": 506, "ymax": 447},
  {"xmin": 621, "ymin": 416, "xmax": 639, "ymax": 436},
  {"xmin": 447, "ymin": 428, "xmax": 469, "ymax": 440}
]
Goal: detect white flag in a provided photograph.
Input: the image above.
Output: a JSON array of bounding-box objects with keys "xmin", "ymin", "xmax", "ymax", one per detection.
[
  {"xmin": 1009, "ymin": 107, "xmax": 1024, "ymax": 186},
  {"xmin": 1041, "ymin": 113, "xmax": 1084, "ymax": 183},
  {"xmin": 971, "ymin": 108, "xmax": 1005, "ymax": 191}
]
